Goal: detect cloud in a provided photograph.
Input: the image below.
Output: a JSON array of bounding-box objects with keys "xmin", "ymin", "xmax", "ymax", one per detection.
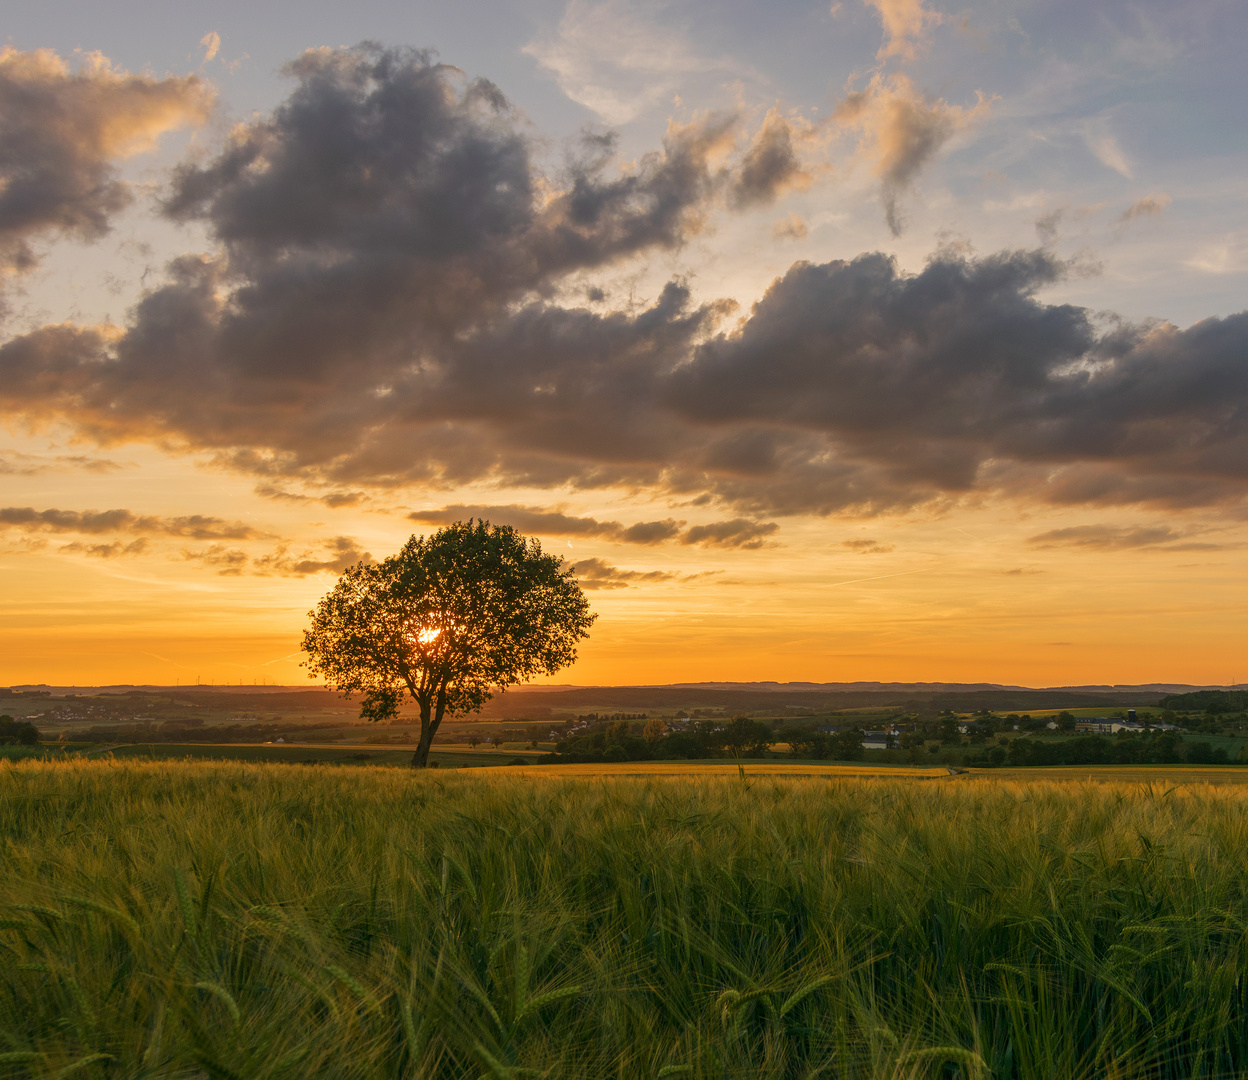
[
  {"xmin": 843, "ymin": 538, "xmax": 894, "ymax": 553},
  {"xmin": 182, "ymin": 543, "xmax": 249, "ymax": 574},
  {"xmin": 254, "ymin": 484, "xmax": 366, "ymax": 508},
  {"xmin": 0, "ymin": 48, "xmax": 211, "ymax": 290},
  {"xmin": 1184, "ymin": 237, "xmax": 1248, "ymax": 276},
  {"xmin": 864, "ymin": 0, "xmax": 943, "ymax": 61},
  {"xmin": 407, "ymin": 504, "xmax": 772, "ymax": 547},
  {"xmin": 200, "ymin": 32, "xmax": 221, "ymax": 64},
  {"xmin": 10, "ymin": 241, "xmax": 1248, "ymax": 520},
  {"xmin": 4, "ymin": 44, "xmax": 1248, "ymax": 525},
  {"xmin": 58, "ymin": 538, "xmax": 148, "ymax": 558},
  {"xmin": 1118, "ymin": 193, "xmax": 1171, "ymax": 225},
  {"xmin": 731, "ymin": 110, "xmax": 816, "ymax": 209},
  {"xmin": 0, "ymin": 450, "xmax": 128, "ymax": 475},
  {"xmin": 1084, "ymin": 126, "xmax": 1132, "ymax": 178},
  {"xmin": 523, "ymin": 0, "xmax": 740, "ymax": 124},
  {"xmin": 1026, "ymin": 524, "xmax": 1228, "ymax": 552},
  {"xmin": 668, "ymin": 247, "xmax": 1248, "ymax": 514},
  {"xmin": 835, "ymin": 74, "xmax": 987, "ymax": 235},
  {"xmin": 408, "ymin": 503, "xmax": 675, "ymax": 542},
  {"xmin": 772, "ymin": 214, "xmax": 808, "ymax": 241},
  {"xmin": 0, "ymin": 506, "xmax": 262, "ymax": 539},
  {"xmin": 567, "ymin": 555, "xmax": 679, "ymax": 589},
  {"xmin": 253, "ymin": 536, "xmax": 372, "ymax": 576},
  {"xmin": 681, "ymin": 518, "xmax": 779, "ymax": 549}
]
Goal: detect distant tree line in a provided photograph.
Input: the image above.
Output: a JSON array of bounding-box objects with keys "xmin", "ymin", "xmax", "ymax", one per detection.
[
  {"xmin": 65, "ymin": 720, "xmax": 345, "ymax": 744},
  {"xmin": 1160, "ymin": 690, "xmax": 1248, "ymax": 715},
  {"xmin": 0, "ymin": 715, "xmax": 40, "ymax": 745},
  {"xmin": 541, "ymin": 716, "xmax": 774, "ymax": 764},
  {"xmin": 972, "ymin": 728, "xmax": 1228, "ymax": 768}
]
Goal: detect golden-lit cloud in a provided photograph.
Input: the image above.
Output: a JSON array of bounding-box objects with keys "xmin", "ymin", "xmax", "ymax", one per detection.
[
  {"xmin": 199, "ymin": 32, "xmax": 221, "ymax": 64},
  {"xmin": 835, "ymin": 73, "xmax": 989, "ymax": 234},
  {"xmin": 863, "ymin": 0, "xmax": 944, "ymax": 61},
  {"xmin": 0, "ymin": 47, "xmax": 212, "ymax": 286}
]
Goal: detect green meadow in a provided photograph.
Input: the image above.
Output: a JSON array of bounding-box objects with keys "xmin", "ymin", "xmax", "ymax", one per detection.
[{"xmin": 4, "ymin": 761, "xmax": 1248, "ymax": 1079}]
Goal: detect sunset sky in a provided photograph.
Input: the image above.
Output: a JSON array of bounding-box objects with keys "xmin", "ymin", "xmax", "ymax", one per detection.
[{"xmin": 2, "ymin": 0, "xmax": 1246, "ymax": 688}]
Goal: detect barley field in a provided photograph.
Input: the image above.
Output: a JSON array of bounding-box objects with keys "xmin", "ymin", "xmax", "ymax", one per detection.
[{"xmin": 3, "ymin": 761, "xmax": 1248, "ymax": 1079}]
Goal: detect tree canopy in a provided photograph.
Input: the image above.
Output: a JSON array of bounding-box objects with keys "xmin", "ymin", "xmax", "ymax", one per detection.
[{"xmin": 302, "ymin": 520, "xmax": 595, "ymax": 766}]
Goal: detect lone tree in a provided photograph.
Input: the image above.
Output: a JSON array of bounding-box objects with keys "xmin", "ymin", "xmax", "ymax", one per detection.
[{"xmin": 303, "ymin": 520, "xmax": 595, "ymax": 767}]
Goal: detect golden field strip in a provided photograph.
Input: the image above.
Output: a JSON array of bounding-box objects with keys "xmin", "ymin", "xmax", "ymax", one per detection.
[{"xmin": 504, "ymin": 760, "xmax": 952, "ymax": 779}]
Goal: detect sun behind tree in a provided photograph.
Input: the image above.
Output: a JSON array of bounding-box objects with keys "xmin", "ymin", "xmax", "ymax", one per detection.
[{"xmin": 302, "ymin": 520, "xmax": 595, "ymax": 767}]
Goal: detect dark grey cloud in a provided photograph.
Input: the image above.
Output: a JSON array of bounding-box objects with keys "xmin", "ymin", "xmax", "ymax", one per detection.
[
  {"xmin": 0, "ymin": 506, "xmax": 263, "ymax": 539},
  {"xmin": 669, "ymin": 249, "xmax": 1248, "ymax": 513},
  {"xmin": 0, "ymin": 44, "xmax": 1246, "ymax": 526},
  {"xmin": 731, "ymin": 111, "xmax": 811, "ymax": 209},
  {"xmin": 0, "ymin": 48, "xmax": 210, "ymax": 296}
]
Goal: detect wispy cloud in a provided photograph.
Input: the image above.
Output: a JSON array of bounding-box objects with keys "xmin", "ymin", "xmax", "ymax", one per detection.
[
  {"xmin": 835, "ymin": 73, "xmax": 990, "ymax": 234},
  {"xmin": 199, "ymin": 32, "xmax": 221, "ymax": 64},
  {"xmin": 1119, "ymin": 193, "xmax": 1171, "ymax": 224},
  {"xmin": 524, "ymin": 0, "xmax": 748, "ymax": 123},
  {"xmin": 843, "ymin": 538, "xmax": 895, "ymax": 554},
  {"xmin": 1027, "ymin": 524, "xmax": 1230, "ymax": 552},
  {"xmin": 0, "ymin": 506, "xmax": 263, "ymax": 539},
  {"xmin": 568, "ymin": 556, "xmax": 720, "ymax": 590}
]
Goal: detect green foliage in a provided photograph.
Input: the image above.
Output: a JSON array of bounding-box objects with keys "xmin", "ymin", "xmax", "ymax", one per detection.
[
  {"xmin": 6, "ymin": 761, "xmax": 1248, "ymax": 1077},
  {"xmin": 0, "ymin": 715, "xmax": 39, "ymax": 746},
  {"xmin": 303, "ymin": 520, "xmax": 595, "ymax": 765},
  {"xmin": 547, "ymin": 716, "xmax": 774, "ymax": 764},
  {"xmin": 1160, "ymin": 690, "xmax": 1248, "ymax": 715},
  {"xmin": 786, "ymin": 726, "xmax": 866, "ymax": 761},
  {"xmin": 971, "ymin": 729, "xmax": 1233, "ymax": 768},
  {"xmin": 715, "ymin": 716, "xmax": 774, "ymax": 757}
]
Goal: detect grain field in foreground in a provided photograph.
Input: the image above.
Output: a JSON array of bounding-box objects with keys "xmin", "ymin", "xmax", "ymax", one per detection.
[{"xmin": 3, "ymin": 759, "xmax": 1248, "ymax": 1079}]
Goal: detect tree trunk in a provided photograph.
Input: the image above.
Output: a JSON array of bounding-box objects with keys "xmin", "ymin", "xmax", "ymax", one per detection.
[
  {"xmin": 411, "ymin": 697, "xmax": 435, "ymax": 768},
  {"xmin": 410, "ymin": 688, "xmax": 449, "ymax": 768}
]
